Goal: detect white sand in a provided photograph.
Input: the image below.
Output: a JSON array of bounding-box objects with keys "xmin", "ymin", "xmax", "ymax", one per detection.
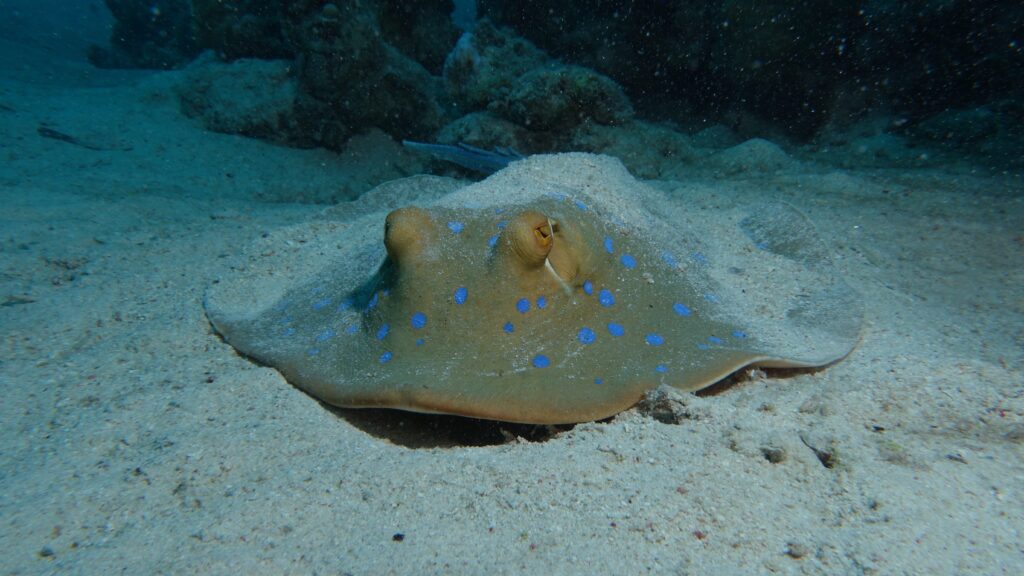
[{"xmin": 1, "ymin": 34, "xmax": 1022, "ymax": 576}]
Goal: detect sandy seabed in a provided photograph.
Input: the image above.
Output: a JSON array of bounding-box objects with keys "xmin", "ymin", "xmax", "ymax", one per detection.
[{"xmin": 1, "ymin": 46, "xmax": 1022, "ymax": 575}]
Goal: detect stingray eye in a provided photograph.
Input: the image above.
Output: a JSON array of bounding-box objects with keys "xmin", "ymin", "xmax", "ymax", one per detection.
[
  {"xmin": 507, "ymin": 210, "xmax": 554, "ymax": 267},
  {"xmin": 384, "ymin": 206, "xmax": 432, "ymax": 261},
  {"xmin": 533, "ymin": 222, "xmax": 553, "ymax": 248}
]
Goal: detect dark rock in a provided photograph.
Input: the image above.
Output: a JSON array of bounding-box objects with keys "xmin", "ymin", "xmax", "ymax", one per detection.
[{"xmin": 89, "ymin": 0, "xmax": 198, "ymax": 69}]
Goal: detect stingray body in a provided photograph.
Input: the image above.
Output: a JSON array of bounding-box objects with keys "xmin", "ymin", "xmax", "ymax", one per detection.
[{"xmin": 206, "ymin": 154, "xmax": 862, "ymax": 424}]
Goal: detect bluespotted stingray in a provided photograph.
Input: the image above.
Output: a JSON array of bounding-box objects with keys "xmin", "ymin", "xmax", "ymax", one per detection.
[{"xmin": 205, "ymin": 154, "xmax": 862, "ymax": 424}]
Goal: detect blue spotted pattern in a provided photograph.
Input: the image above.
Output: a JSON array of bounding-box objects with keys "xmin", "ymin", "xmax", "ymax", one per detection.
[
  {"xmin": 376, "ymin": 324, "xmax": 390, "ymax": 340},
  {"xmin": 503, "ymin": 321, "xmax": 515, "ymax": 333},
  {"xmin": 621, "ymin": 254, "xmax": 637, "ymax": 269},
  {"xmin": 655, "ymin": 364, "xmax": 668, "ymax": 373},
  {"xmin": 607, "ymin": 323, "xmax": 625, "ymax": 337},
  {"xmin": 379, "ymin": 351, "xmax": 393, "ymax": 364},
  {"xmin": 411, "ymin": 312, "xmax": 427, "ymax": 329},
  {"xmin": 516, "ymin": 298, "xmax": 530, "ymax": 314},
  {"xmin": 577, "ymin": 327, "xmax": 596, "ymax": 344},
  {"xmin": 582, "ymin": 280, "xmax": 594, "ymax": 295},
  {"xmin": 447, "ymin": 221, "xmax": 465, "ymax": 234},
  {"xmin": 312, "ymin": 298, "xmax": 331, "ymax": 310},
  {"xmin": 603, "ymin": 236, "xmax": 614, "ymax": 254},
  {"xmin": 532, "ymin": 354, "xmax": 551, "ymax": 368},
  {"xmin": 536, "ymin": 295, "xmax": 548, "ymax": 309},
  {"xmin": 454, "ymin": 287, "xmax": 468, "ymax": 305},
  {"xmin": 316, "ymin": 328, "xmax": 335, "ymax": 342},
  {"xmin": 598, "ymin": 289, "xmax": 615, "ymax": 307},
  {"xmin": 645, "ymin": 333, "xmax": 665, "ymax": 346},
  {"xmin": 673, "ymin": 302, "xmax": 692, "ymax": 316}
]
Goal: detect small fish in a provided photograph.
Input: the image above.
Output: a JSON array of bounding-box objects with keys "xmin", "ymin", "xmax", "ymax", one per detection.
[
  {"xmin": 403, "ymin": 140, "xmax": 524, "ymax": 174},
  {"xmin": 37, "ymin": 125, "xmax": 131, "ymax": 151}
]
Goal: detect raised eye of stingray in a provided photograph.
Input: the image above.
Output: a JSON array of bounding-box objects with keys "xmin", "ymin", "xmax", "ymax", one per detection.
[
  {"xmin": 533, "ymin": 220, "xmax": 561, "ymax": 248},
  {"xmin": 508, "ymin": 210, "xmax": 555, "ymax": 267},
  {"xmin": 384, "ymin": 206, "xmax": 432, "ymax": 261}
]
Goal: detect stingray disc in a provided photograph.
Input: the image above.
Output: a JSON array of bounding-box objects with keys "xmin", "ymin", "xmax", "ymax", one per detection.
[{"xmin": 205, "ymin": 154, "xmax": 862, "ymax": 424}]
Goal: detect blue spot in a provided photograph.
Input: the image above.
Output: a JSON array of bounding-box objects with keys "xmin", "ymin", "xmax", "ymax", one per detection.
[
  {"xmin": 574, "ymin": 199, "xmax": 588, "ymax": 211},
  {"xmin": 661, "ymin": 251, "xmax": 679, "ymax": 267},
  {"xmin": 673, "ymin": 302, "xmax": 692, "ymax": 317},
  {"xmin": 578, "ymin": 327, "xmax": 596, "ymax": 344},
  {"xmin": 646, "ymin": 333, "xmax": 665, "ymax": 346},
  {"xmin": 496, "ymin": 220, "xmax": 508, "ymax": 229},
  {"xmin": 708, "ymin": 336, "xmax": 724, "ymax": 345},
  {"xmin": 411, "ymin": 312, "xmax": 427, "ymax": 329},
  {"xmin": 316, "ymin": 328, "xmax": 335, "ymax": 342},
  {"xmin": 607, "ymin": 323, "xmax": 625, "ymax": 337},
  {"xmin": 366, "ymin": 293, "xmax": 379, "ymax": 310},
  {"xmin": 337, "ymin": 298, "xmax": 354, "ymax": 311},
  {"xmin": 516, "ymin": 298, "xmax": 530, "ymax": 314},
  {"xmin": 603, "ymin": 236, "xmax": 614, "ymax": 254},
  {"xmin": 732, "ymin": 330, "xmax": 748, "ymax": 339},
  {"xmin": 447, "ymin": 221, "xmax": 465, "ymax": 234},
  {"xmin": 503, "ymin": 321, "xmax": 515, "ymax": 333},
  {"xmin": 282, "ymin": 327, "xmax": 296, "ymax": 337},
  {"xmin": 312, "ymin": 298, "xmax": 331, "ymax": 310},
  {"xmin": 598, "ymin": 289, "xmax": 615, "ymax": 307},
  {"xmin": 345, "ymin": 324, "xmax": 359, "ymax": 335},
  {"xmin": 532, "ymin": 354, "xmax": 551, "ymax": 368},
  {"xmin": 594, "ymin": 377, "xmax": 604, "ymax": 385},
  {"xmin": 379, "ymin": 351, "xmax": 393, "ymax": 364},
  {"xmin": 307, "ymin": 348, "xmax": 320, "ymax": 356},
  {"xmin": 415, "ymin": 338, "xmax": 425, "ymax": 346},
  {"xmin": 691, "ymin": 252, "xmax": 709, "ymax": 265},
  {"xmin": 621, "ymin": 254, "xmax": 637, "ymax": 269},
  {"xmin": 704, "ymin": 293, "xmax": 719, "ymax": 304},
  {"xmin": 583, "ymin": 280, "xmax": 594, "ymax": 295},
  {"xmin": 697, "ymin": 343, "xmax": 710, "ymax": 350},
  {"xmin": 454, "ymin": 287, "xmax": 468, "ymax": 305},
  {"xmin": 376, "ymin": 324, "xmax": 390, "ymax": 340},
  {"xmin": 546, "ymin": 191, "xmax": 567, "ymax": 201},
  {"xmin": 494, "ymin": 208, "xmax": 505, "ymax": 215},
  {"xmin": 536, "ymin": 295, "xmax": 548, "ymax": 309},
  {"xmin": 488, "ymin": 234, "xmax": 499, "ymax": 248},
  {"xmin": 655, "ymin": 364, "xmax": 668, "ymax": 373}
]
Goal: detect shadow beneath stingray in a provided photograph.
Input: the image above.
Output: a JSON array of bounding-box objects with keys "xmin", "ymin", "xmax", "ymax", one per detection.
[
  {"xmin": 325, "ymin": 404, "xmax": 575, "ymax": 449},
  {"xmin": 318, "ymin": 365, "xmax": 825, "ymax": 448},
  {"xmin": 695, "ymin": 364, "xmax": 828, "ymax": 397}
]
